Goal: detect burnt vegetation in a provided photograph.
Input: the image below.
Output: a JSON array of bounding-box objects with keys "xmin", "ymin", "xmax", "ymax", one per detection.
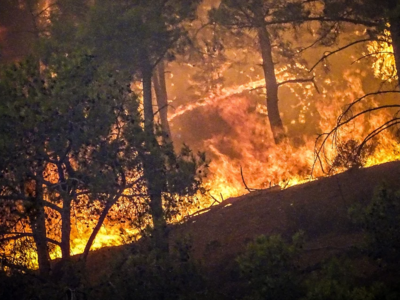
[{"xmin": 0, "ymin": 0, "xmax": 400, "ymax": 299}]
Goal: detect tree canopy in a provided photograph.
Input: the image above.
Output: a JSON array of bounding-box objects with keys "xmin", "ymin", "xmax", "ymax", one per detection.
[{"xmin": 0, "ymin": 52, "xmax": 206, "ymax": 282}]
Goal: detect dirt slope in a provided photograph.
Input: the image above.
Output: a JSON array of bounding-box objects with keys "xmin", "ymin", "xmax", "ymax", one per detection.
[
  {"xmin": 170, "ymin": 161, "xmax": 400, "ymax": 288},
  {"xmin": 86, "ymin": 161, "xmax": 400, "ymax": 290}
]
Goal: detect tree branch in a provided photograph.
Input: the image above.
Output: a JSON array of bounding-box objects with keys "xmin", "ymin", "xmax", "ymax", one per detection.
[
  {"xmin": 42, "ymin": 200, "xmax": 62, "ymax": 214},
  {"xmin": 309, "ymin": 38, "xmax": 375, "ymax": 72},
  {"xmin": 278, "ymin": 77, "xmax": 320, "ymax": 93},
  {"xmin": 312, "ymin": 90, "xmax": 400, "ymax": 176},
  {"xmin": 0, "ymin": 232, "xmax": 61, "ymax": 247},
  {"xmin": 240, "ymin": 165, "xmax": 262, "ymax": 192}
]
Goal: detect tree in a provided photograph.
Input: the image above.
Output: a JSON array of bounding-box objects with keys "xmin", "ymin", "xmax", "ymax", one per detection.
[
  {"xmin": 318, "ymin": 0, "xmax": 400, "ymax": 87},
  {"xmin": 0, "ymin": 53, "xmax": 145, "ymax": 278},
  {"xmin": 236, "ymin": 232, "xmax": 304, "ymax": 300},
  {"xmin": 310, "ymin": 1, "xmax": 400, "ymax": 172},
  {"xmin": 153, "ymin": 60, "xmax": 172, "ymax": 141},
  {"xmin": 80, "ymin": 0, "xmax": 203, "ymax": 251},
  {"xmin": 39, "ymin": 0, "xmax": 192, "ymax": 142},
  {"xmin": 0, "ymin": 52, "xmax": 206, "ymax": 282},
  {"xmin": 210, "ymin": 0, "xmax": 317, "ymax": 144},
  {"xmin": 81, "ymin": 0, "xmax": 200, "ymax": 132}
]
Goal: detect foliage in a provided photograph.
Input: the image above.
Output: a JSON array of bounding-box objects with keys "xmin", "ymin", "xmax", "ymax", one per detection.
[
  {"xmin": 236, "ymin": 232, "xmax": 305, "ymax": 300},
  {"xmin": 208, "ymin": 0, "xmax": 316, "ymax": 76},
  {"xmin": 319, "ymin": 0, "xmax": 400, "ymax": 86},
  {"xmin": 303, "ymin": 257, "xmax": 385, "ymax": 300},
  {"xmin": 0, "ymin": 270, "xmax": 34, "ymax": 300},
  {"xmin": 161, "ymin": 144, "xmax": 208, "ymax": 221},
  {"xmin": 0, "ymin": 269, "xmax": 72, "ymax": 300},
  {"xmin": 236, "ymin": 229, "xmax": 400, "ymax": 300},
  {"xmin": 37, "ymin": 0, "xmax": 91, "ymax": 60},
  {"xmin": 209, "ymin": 0, "xmax": 320, "ymax": 143},
  {"xmin": 331, "ymin": 139, "xmax": 375, "ymax": 171},
  {"xmin": 96, "ymin": 237, "xmax": 206, "ymax": 300},
  {"xmin": 0, "ymin": 52, "xmax": 144, "ymax": 272},
  {"xmin": 350, "ymin": 185, "xmax": 400, "ymax": 263},
  {"xmin": 78, "ymin": 0, "xmax": 201, "ymax": 76},
  {"xmin": 0, "ymin": 52, "xmax": 206, "ymax": 277}
]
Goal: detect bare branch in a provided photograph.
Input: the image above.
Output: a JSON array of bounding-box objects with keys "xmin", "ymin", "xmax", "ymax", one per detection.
[
  {"xmin": 42, "ymin": 200, "xmax": 62, "ymax": 214},
  {"xmin": 309, "ymin": 38, "xmax": 375, "ymax": 72},
  {"xmin": 0, "ymin": 232, "xmax": 61, "ymax": 247},
  {"xmin": 209, "ymin": 193, "xmax": 222, "ymax": 206},
  {"xmin": 240, "ymin": 165, "xmax": 262, "ymax": 192},
  {"xmin": 278, "ymin": 77, "xmax": 320, "ymax": 93},
  {"xmin": 358, "ymin": 118, "xmax": 400, "ymax": 154},
  {"xmin": 312, "ymin": 90, "xmax": 400, "ymax": 176},
  {"xmin": 297, "ymin": 22, "xmax": 340, "ymax": 54},
  {"xmin": 338, "ymin": 91, "xmax": 400, "ymax": 125}
]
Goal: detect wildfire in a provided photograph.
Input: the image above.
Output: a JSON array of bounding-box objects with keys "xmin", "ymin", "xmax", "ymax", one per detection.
[
  {"xmin": 2, "ymin": 4, "xmax": 400, "ymax": 269},
  {"xmin": 4, "ymin": 54, "xmax": 400, "ymax": 269},
  {"xmin": 367, "ymin": 27, "xmax": 397, "ymax": 82},
  {"xmin": 168, "ymin": 44, "xmax": 400, "ymax": 203}
]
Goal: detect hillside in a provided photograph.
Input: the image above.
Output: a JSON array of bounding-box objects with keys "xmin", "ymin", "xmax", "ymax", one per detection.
[
  {"xmin": 173, "ymin": 161, "xmax": 400, "ymax": 256},
  {"xmin": 86, "ymin": 161, "xmax": 400, "ymax": 295},
  {"xmin": 169, "ymin": 161, "xmax": 400, "ymax": 295}
]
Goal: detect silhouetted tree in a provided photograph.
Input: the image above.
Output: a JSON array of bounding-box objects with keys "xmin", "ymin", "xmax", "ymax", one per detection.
[
  {"xmin": 311, "ymin": 1, "xmax": 400, "ymax": 172},
  {"xmin": 81, "ymin": 0, "xmax": 203, "ymax": 251},
  {"xmin": 320, "ymin": 0, "xmax": 400, "ymax": 87},
  {"xmin": 0, "ymin": 52, "xmax": 206, "ymax": 282},
  {"xmin": 0, "ymin": 53, "xmax": 145, "ymax": 277},
  {"xmin": 210, "ymin": 0, "xmax": 318, "ymax": 144}
]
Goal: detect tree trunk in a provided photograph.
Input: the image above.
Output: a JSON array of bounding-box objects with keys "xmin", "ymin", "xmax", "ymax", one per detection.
[
  {"xmin": 31, "ymin": 211, "xmax": 51, "ymax": 278},
  {"xmin": 257, "ymin": 24, "xmax": 286, "ymax": 144},
  {"xmin": 148, "ymin": 182, "xmax": 168, "ymax": 252},
  {"xmin": 142, "ymin": 56, "xmax": 155, "ymax": 134},
  {"xmin": 81, "ymin": 197, "xmax": 117, "ymax": 262},
  {"xmin": 388, "ymin": 14, "xmax": 400, "ymax": 87},
  {"xmin": 61, "ymin": 198, "xmax": 71, "ymax": 260},
  {"xmin": 30, "ymin": 181, "xmax": 51, "ymax": 278},
  {"xmin": 141, "ymin": 56, "xmax": 169, "ymax": 253},
  {"xmin": 153, "ymin": 60, "xmax": 172, "ymax": 141}
]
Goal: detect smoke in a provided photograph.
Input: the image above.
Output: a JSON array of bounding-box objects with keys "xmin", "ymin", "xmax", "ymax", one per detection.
[
  {"xmin": 0, "ymin": 0, "xmax": 37, "ymax": 63},
  {"xmin": 162, "ymin": 7, "xmax": 400, "ymax": 197}
]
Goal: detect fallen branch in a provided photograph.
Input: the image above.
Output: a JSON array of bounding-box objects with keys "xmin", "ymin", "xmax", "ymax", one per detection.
[
  {"xmin": 209, "ymin": 193, "xmax": 222, "ymax": 206},
  {"xmin": 240, "ymin": 165, "xmax": 263, "ymax": 192}
]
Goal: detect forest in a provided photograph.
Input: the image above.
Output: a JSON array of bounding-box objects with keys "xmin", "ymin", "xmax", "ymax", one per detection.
[{"xmin": 0, "ymin": 0, "xmax": 400, "ymax": 299}]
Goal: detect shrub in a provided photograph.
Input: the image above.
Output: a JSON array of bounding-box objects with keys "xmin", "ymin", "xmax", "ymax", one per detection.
[
  {"xmin": 303, "ymin": 257, "xmax": 380, "ymax": 300},
  {"xmin": 96, "ymin": 238, "xmax": 206, "ymax": 300},
  {"xmin": 350, "ymin": 185, "xmax": 400, "ymax": 263},
  {"xmin": 236, "ymin": 232, "xmax": 305, "ymax": 300},
  {"xmin": 332, "ymin": 139, "xmax": 374, "ymax": 172}
]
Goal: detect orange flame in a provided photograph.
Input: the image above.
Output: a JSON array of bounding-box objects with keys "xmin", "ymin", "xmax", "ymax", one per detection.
[{"xmin": 3, "ymin": 14, "xmax": 400, "ymax": 268}]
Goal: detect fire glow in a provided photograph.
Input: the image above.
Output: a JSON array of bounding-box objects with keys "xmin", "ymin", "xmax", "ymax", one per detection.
[
  {"xmin": 47, "ymin": 37, "xmax": 400, "ymax": 261},
  {"xmin": 2, "ymin": 4, "xmax": 400, "ymax": 267},
  {"xmin": 168, "ymin": 43, "xmax": 400, "ymax": 202},
  {"xmin": 6, "ymin": 60, "xmax": 400, "ymax": 268}
]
